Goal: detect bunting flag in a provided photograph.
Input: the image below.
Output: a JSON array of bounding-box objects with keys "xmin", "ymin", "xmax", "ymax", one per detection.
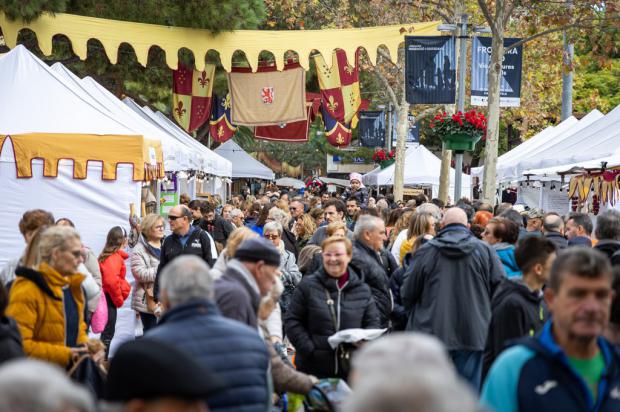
[
  {"xmin": 313, "ymin": 48, "xmax": 362, "ymax": 124},
  {"xmin": 228, "ymin": 66, "xmax": 306, "ymax": 126},
  {"xmin": 320, "ymin": 102, "xmax": 352, "ymax": 148},
  {"xmin": 209, "ymin": 93, "xmax": 236, "ymax": 143},
  {"xmin": 172, "ymin": 63, "xmax": 216, "ymax": 132}
]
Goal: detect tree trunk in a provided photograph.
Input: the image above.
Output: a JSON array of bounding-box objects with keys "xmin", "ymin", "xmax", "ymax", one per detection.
[
  {"xmin": 438, "ymin": 147, "xmax": 452, "ymax": 202},
  {"xmin": 481, "ymin": 29, "xmax": 505, "ymax": 204},
  {"xmin": 393, "ymin": 103, "xmax": 409, "ymax": 202}
]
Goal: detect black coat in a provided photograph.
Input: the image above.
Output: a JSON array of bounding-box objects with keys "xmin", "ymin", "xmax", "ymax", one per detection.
[
  {"xmin": 284, "ymin": 267, "xmax": 380, "ymax": 379},
  {"xmin": 340, "ymin": 187, "xmax": 369, "ymax": 208},
  {"xmin": 0, "ymin": 316, "xmax": 24, "ymax": 365},
  {"xmin": 282, "ymin": 228, "xmax": 299, "ymax": 260},
  {"xmin": 596, "ymin": 240, "xmax": 620, "ymax": 265},
  {"xmin": 349, "ymin": 240, "xmax": 397, "ymax": 328},
  {"xmin": 196, "ymin": 215, "xmax": 235, "ymax": 246},
  {"xmin": 482, "ymin": 277, "xmax": 548, "ymax": 378},
  {"xmin": 154, "ymin": 227, "xmax": 214, "ymax": 299},
  {"xmin": 401, "ymin": 224, "xmax": 505, "ymax": 351},
  {"xmin": 544, "ymin": 232, "xmax": 568, "ymax": 250}
]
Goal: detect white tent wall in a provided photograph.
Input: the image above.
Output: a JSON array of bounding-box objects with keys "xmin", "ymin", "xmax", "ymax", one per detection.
[
  {"xmin": 214, "ymin": 140, "xmax": 275, "ymax": 180},
  {"xmin": 0, "ymin": 141, "xmax": 140, "ymax": 267}
]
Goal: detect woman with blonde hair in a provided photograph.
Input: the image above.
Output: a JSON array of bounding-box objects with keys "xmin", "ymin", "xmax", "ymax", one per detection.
[
  {"xmin": 130, "ymin": 214, "xmax": 164, "ymax": 331},
  {"xmin": 210, "ymin": 227, "xmax": 259, "ymax": 280},
  {"xmin": 399, "ymin": 212, "xmax": 437, "ymax": 265},
  {"xmin": 8, "ymin": 226, "xmax": 104, "ymax": 366},
  {"xmin": 292, "ymin": 214, "xmax": 317, "ymax": 249},
  {"xmin": 388, "ymin": 211, "xmax": 414, "ymax": 250}
]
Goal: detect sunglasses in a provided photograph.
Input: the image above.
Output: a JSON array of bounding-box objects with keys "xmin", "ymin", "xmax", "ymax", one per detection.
[
  {"xmin": 264, "ymin": 234, "xmax": 280, "ymax": 240},
  {"xmin": 168, "ymin": 215, "xmax": 184, "ymax": 221}
]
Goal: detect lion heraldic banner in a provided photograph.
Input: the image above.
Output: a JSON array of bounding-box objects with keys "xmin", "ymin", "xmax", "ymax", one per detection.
[{"xmin": 228, "ymin": 67, "xmax": 307, "ymax": 126}]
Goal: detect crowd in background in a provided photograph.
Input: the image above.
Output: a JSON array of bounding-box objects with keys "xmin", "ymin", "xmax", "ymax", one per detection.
[{"xmin": 0, "ymin": 172, "xmax": 620, "ymax": 412}]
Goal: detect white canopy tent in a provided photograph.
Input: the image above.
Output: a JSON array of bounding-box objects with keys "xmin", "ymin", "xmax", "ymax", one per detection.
[
  {"xmin": 0, "ymin": 45, "xmax": 157, "ymax": 267},
  {"xmin": 122, "ymin": 97, "xmax": 232, "ymax": 177},
  {"xmin": 214, "ymin": 140, "xmax": 275, "ymax": 180},
  {"xmin": 362, "ymin": 144, "xmax": 471, "ymax": 198},
  {"xmin": 517, "ymin": 105, "xmax": 620, "ymax": 175},
  {"xmin": 275, "ymin": 177, "xmax": 305, "ymax": 189},
  {"xmin": 50, "ymin": 63, "xmax": 200, "ymax": 172}
]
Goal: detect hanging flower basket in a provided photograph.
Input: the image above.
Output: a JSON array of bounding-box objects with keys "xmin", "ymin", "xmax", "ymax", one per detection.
[
  {"xmin": 429, "ymin": 110, "xmax": 487, "ymax": 153},
  {"xmin": 373, "ymin": 149, "xmax": 395, "ymax": 169}
]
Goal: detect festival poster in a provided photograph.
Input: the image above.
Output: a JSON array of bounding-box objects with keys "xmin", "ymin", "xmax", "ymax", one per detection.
[
  {"xmin": 405, "ymin": 36, "xmax": 456, "ymax": 104},
  {"xmin": 358, "ymin": 111, "xmax": 386, "ymax": 147},
  {"xmin": 471, "ymin": 37, "xmax": 523, "ymax": 107}
]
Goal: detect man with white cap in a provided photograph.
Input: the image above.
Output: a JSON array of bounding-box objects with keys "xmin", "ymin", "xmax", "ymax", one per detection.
[{"xmin": 341, "ymin": 173, "xmax": 369, "ymax": 209}]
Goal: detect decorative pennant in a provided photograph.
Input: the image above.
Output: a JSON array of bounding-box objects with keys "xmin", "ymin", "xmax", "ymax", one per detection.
[
  {"xmin": 172, "ymin": 63, "xmax": 216, "ymax": 132},
  {"xmin": 313, "ymin": 48, "xmax": 362, "ymax": 124},
  {"xmin": 209, "ymin": 93, "xmax": 236, "ymax": 143},
  {"xmin": 320, "ymin": 102, "xmax": 352, "ymax": 148}
]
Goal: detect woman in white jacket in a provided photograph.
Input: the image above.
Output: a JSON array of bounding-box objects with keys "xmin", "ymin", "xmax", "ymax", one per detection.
[{"xmin": 130, "ymin": 214, "xmax": 164, "ymax": 332}]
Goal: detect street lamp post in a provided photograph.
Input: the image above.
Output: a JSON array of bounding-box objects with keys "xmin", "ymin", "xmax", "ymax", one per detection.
[{"xmin": 453, "ymin": 13, "xmax": 468, "ymax": 202}]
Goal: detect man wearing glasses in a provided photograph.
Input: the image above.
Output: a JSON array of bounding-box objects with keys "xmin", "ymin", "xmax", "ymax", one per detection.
[
  {"xmin": 288, "ymin": 200, "xmax": 305, "ymax": 230},
  {"xmin": 153, "ymin": 205, "xmax": 216, "ymax": 300}
]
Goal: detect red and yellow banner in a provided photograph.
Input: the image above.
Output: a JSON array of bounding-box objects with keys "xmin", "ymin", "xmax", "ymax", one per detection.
[{"xmin": 172, "ymin": 63, "xmax": 215, "ymax": 133}]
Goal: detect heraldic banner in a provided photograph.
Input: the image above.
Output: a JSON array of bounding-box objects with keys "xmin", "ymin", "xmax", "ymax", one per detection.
[
  {"xmin": 405, "ymin": 36, "xmax": 456, "ymax": 104},
  {"xmin": 228, "ymin": 67, "xmax": 306, "ymax": 126},
  {"xmin": 209, "ymin": 93, "xmax": 236, "ymax": 143},
  {"xmin": 172, "ymin": 63, "xmax": 216, "ymax": 132},
  {"xmin": 313, "ymin": 49, "xmax": 361, "ymax": 125}
]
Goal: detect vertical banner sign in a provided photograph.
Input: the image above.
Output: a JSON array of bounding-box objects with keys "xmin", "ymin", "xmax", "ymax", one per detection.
[
  {"xmin": 405, "ymin": 36, "xmax": 456, "ymax": 104},
  {"xmin": 358, "ymin": 111, "xmax": 386, "ymax": 147},
  {"xmin": 471, "ymin": 37, "xmax": 523, "ymax": 107},
  {"xmin": 392, "ymin": 113, "xmax": 420, "ymax": 146}
]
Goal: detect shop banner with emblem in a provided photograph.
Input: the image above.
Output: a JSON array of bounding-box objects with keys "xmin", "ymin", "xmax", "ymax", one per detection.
[
  {"xmin": 172, "ymin": 63, "xmax": 216, "ymax": 132},
  {"xmin": 228, "ymin": 67, "xmax": 306, "ymax": 126},
  {"xmin": 471, "ymin": 37, "xmax": 523, "ymax": 107},
  {"xmin": 358, "ymin": 111, "xmax": 386, "ymax": 147},
  {"xmin": 405, "ymin": 36, "xmax": 456, "ymax": 104},
  {"xmin": 209, "ymin": 93, "xmax": 236, "ymax": 143}
]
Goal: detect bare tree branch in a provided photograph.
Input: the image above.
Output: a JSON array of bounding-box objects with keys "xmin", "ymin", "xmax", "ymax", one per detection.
[
  {"xmin": 477, "ymin": 0, "xmax": 499, "ymax": 35},
  {"xmin": 373, "ymin": 66, "xmax": 400, "ymax": 110},
  {"xmin": 411, "ymin": 106, "xmax": 439, "ymax": 122},
  {"xmin": 377, "ymin": 47, "xmax": 400, "ymax": 70},
  {"xmin": 503, "ymin": 0, "xmax": 519, "ymax": 27}
]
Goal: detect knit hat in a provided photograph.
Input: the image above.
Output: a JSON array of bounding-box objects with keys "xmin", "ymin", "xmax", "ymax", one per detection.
[
  {"xmin": 234, "ymin": 237, "xmax": 281, "ymax": 266},
  {"xmin": 105, "ymin": 339, "xmax": 223, "ymax": 401},
  {"xmin": 350, "ymin": 172, "xmax": 364, "ymax": 187}
]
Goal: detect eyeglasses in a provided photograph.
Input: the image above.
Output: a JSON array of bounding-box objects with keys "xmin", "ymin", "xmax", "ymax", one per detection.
[
  {"xmin": 264, "ymin": 234, "xmax": 280, "ymax": 240},
  {"xmin": 155, "ymin": 225, "xmax": 165, "ymax": 229},
  {"xmin": 168, "ymin": 215, "xmax": 183, "ymax": 221}
]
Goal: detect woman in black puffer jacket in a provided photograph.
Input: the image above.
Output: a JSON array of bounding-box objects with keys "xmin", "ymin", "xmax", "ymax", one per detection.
[{"xmin": 284, "ymin": 236, "xmax": 380, "ymax": 380}]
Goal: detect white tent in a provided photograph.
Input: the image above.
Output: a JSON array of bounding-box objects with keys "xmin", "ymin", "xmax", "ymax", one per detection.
[
  {"xmin": 275, "ymin": 177, "xmax": 305, "ymax": 188},
  {"xmin": 362, "ymin": 144, "xmax": 471, "ymax": 198},
  {"xmin": 214, "ymin": 140, "xmax": 275, "ymax": 180},
  {"xmin": 50, "ymin": 63, "xmax": 199, "ymax": 172},
  {"xmin": 0, "ymin": 45, "xmax": 162, "ymax": 267},
  {"xmin": 122, "ymin": 97, "xmax": 232, "ymax": 177},
  {"xmin": 517, "ymin": 105, "xmax": 620, "ymax": 174}
]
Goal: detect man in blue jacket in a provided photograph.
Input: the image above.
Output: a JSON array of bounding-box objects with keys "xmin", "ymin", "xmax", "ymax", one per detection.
[
  {"xmin": 482, "ymin": 248, "xmax": 620, "ymax": 412},
  {"xmin": 148, "ymin": 255, "xmax": 271, "ymax": 412}
]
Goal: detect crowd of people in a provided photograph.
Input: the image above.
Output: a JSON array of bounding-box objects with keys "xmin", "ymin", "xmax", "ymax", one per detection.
[{"xmin": 0, "ymin": 172, "xmax": 620, "ymax": 412}]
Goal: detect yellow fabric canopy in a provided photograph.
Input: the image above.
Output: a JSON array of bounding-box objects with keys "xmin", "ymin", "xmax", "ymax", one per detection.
[
  {"xmin": 0, "ymin": 133, "xmax": 164, "ymax": 181},
  {"xmin": 0, "ymin": 12, "xmax": 440, "ymax": 72}
]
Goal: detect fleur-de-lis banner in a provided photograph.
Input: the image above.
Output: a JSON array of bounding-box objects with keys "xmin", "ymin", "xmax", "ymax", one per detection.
[
  {"xmin": 172, "ymin": 63, "xmax": 216, "ymax": 132},
  {"xmin": 320, "ymin": 101, "xmax": 352, "ymax": 148},
  {"xmin": 209, "ymin": 93, "xmax": 236, "ymax": 143},
  {"xmin": 313, "ymin": 48, "xmax": 362, "ymax": 125}
]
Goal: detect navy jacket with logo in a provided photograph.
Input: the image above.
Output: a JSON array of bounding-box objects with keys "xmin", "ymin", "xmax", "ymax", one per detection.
[{"xmin": 482, "ymin": 320, "xmax": 620, "ymax": 412}]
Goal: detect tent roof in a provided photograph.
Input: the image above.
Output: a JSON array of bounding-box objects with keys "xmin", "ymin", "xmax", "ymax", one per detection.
[
  {"xmin": 214, "ymin": 140, "xmax": 274, "ymax": 180},
  {"xmin": 122, "ymin": 97, "xmax": 232, "ymax": 177},
  {"xmin": 362, "ymin": 144, "xmax": 470, "ymax": 191},
  {"xmin": 0, "ymin": 45, "xmax": 137, "ymax": 136},
  {"xmin": 0, "ymin": 45, "xmax": 163, "ymax": 181},
  {"xmin": 275, "ymin": 177, "xmax": 305, "ymax": 189}
]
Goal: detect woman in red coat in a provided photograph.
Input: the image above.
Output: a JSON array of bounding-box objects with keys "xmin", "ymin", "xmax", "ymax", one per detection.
[{"xmin": 98, "ymin": 226, "xmax": 130, "ymax": 358}]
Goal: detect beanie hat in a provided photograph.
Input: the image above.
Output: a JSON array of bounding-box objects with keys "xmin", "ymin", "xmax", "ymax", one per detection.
[{"xmin": 234, "ymin": 237, "xmax": 281, "ymax": 266}]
